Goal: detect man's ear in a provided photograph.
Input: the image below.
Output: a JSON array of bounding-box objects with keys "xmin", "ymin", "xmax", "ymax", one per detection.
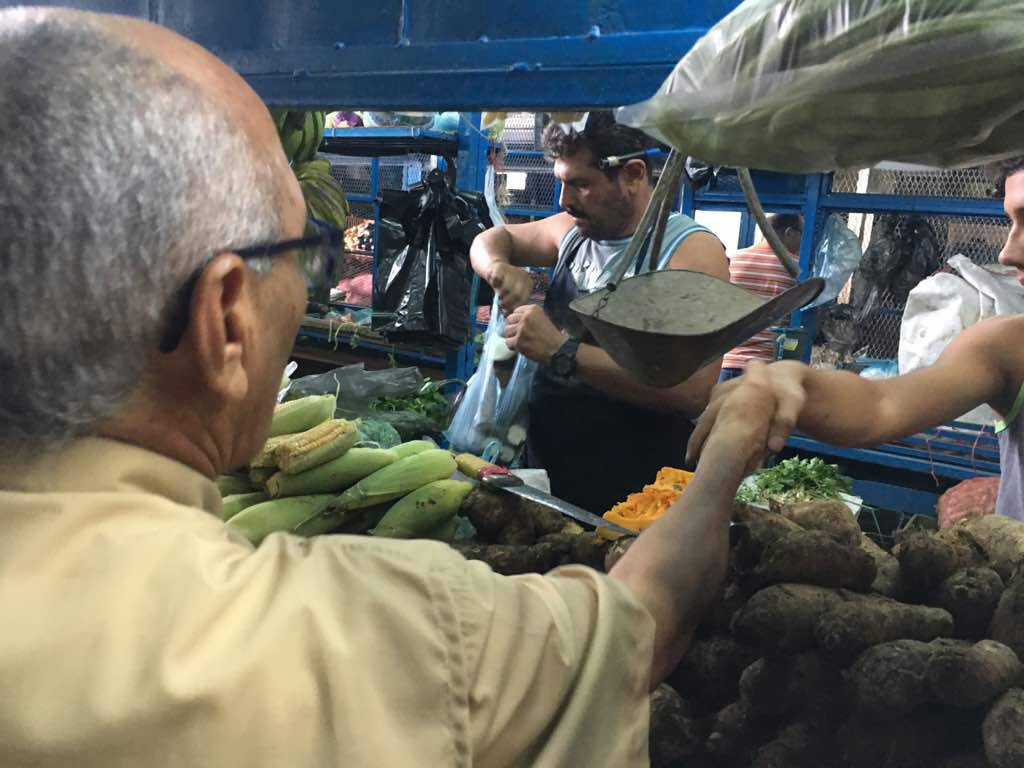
[
  {"xmin": 183, "ymin": 253, "xmax": 252, "ymax": 402},
  {"xmin": 621, "ymin": 158, "xmax": 648, "ymax": 189}
]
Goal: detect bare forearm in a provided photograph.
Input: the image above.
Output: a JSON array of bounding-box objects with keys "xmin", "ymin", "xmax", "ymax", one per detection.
[
  {"xmin": 470, "ymin": 226, "xmax": 513, "ymax": 280},
  {"xmin": 797, "ymin": 368, "xmax": 910, "ymax": 446},
  {"xmin": 575, "ymin": 343, "xmax": 717, "ymax": 417},
  {"xmin": 610, "ymin": 438, "xmax": 745, "ymax": 688}
]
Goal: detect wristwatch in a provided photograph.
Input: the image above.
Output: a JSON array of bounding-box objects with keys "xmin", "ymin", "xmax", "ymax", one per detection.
[{"xmin": 550, "ymin": 338, "xmax": 580, "ymax": 379}]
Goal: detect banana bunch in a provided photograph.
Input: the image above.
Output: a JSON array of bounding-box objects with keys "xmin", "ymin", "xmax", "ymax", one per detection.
[
  {"xmin": 268, "ymin": 109, "xmax": 348, "ymax": 231},
  {"xmin": 272, "ymin": 109, "xmax": 326, "ymax": 165},
  {"xmin": 293, "ymin": 158, "xmax": 349, "ymax": 231}
]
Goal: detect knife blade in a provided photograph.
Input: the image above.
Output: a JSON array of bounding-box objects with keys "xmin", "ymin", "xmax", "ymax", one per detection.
[{"xmin": 479, "ymin": 473, "xmax": 637, "ymax": 537}]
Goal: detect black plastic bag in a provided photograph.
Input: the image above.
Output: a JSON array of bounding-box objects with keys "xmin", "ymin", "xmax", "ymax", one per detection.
[{"xmin": 373, "ymin": 170, "xmax": 491, "ymax": 346}]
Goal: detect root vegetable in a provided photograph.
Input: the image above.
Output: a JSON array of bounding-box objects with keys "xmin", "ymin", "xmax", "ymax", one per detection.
[
  {"xmin": 604, "ymin": 537, "xmax": 634, "ymax": 572},
  {"xmin": 737, "ymin": 530, "xmax": 876, "ymax": 592},
  {"xmin": 739, "ymin": 653, "xmax": 847, "ymax": 719},
  {"xmin": 849, "ymin": 639, "xmax": 936, "ymax": 720},
  {"xmin": 450, "ymin": 539, "xmax": 570, "ymax": 575},
  {"xmin": 983, "ymin": 688, "xmax": 1024, "ymax": 768},
  {"xmin": 927, "ymin": 639, "xmax": 1023, "ymax": 709},
  {"xmin": 894, "ymin": 529, "xmax": 986, "ymax": 598},
  {"xmin": 668, "ymin": 636, "xmax": 759, "ymax": 715},
  {"xmin": 569, "ymin": 532, "xmax": 610, "ymax": 571},
  {"xmin": 706, "ymin": 700, "xmax": 778, "ymax": 763},
  {"xmin": 773, "ymin": 499, "xmax": 862, "ymax": 548},
  {"xmin": 934, "ymin": 568, "xmax": 1005, "ymax": 640},
  {"xmin": 851, "ymin": 638, "xmax": 1021, "ymax": 720},
  {"xmin": 957, "ymin": 515, "xmax": 1024, "ymax": 567},
  {"xmin": 732, "ymin": 584, "xmax": 845, "ymax": 652},
  {"xmin": 752, "ymin": 721, "xmax": 832, "ymax": 768},
  {"xmin": 702, "ymin": 581, "xmax": 746, "ymax": 636},
  {"xmin": 460, "ymin": 486, "xmax": 536, "ymax": 545},
  {"xmin": 859, "ymin": 535, "xmax": 901, "ymax": 597},
  {"xmin": 839, "ymin": 712, "xmax": 982, "ymax": 768},
  {"xmin": 814, "ymin": 594, "xmax": 954, "ymax": 664},
  {"xmin": 649, "ymin": 684, "xmax": 707, "ymax": 768},
  {"xmin": 991, "ymin": 571, "xmax": 1024, "ymax": 661}
]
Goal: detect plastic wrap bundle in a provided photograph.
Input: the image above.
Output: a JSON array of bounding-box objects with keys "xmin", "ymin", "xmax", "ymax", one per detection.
[{"xmin": 618, "ymin": 0, "xmax": 1024, "ymax": 172}]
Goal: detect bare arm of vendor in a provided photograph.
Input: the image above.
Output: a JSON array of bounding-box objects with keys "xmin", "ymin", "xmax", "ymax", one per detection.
[{"xmin": 687, "ymin": 316, "xmax": 1024, "ymax": 463}]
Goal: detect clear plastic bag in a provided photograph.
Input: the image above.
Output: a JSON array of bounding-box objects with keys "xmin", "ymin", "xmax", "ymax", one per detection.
[
  {"xmin": 618, "ymin": 0, "xmax": 1024, "ymax": 173},
  {"xmin": 446, "ymin": 296, "xmax": 536, "ymax": 462},
  {"xmin": 809, "ymin": 215, "xmax": 864, "ymax": 308}
]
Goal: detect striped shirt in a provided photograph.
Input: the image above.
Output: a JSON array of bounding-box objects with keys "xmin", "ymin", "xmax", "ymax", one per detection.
[{"xmin": 722, "ymin": 242, "xmax": 797, "ymax": 369}]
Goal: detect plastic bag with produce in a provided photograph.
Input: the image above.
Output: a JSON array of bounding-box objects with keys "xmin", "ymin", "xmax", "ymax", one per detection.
[{"xmin": 618, "ymin": 0, "xmax": 1024, "ymax": 172}]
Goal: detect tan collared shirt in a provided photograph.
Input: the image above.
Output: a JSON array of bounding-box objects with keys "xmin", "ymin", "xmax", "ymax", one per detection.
[{"xmin": 0, "ymin": 438, "xmax": 654, "ymax": 767}]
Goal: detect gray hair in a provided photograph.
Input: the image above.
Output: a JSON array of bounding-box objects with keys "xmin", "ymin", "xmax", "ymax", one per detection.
[{"xmin": 0, "ymin": 9, "xmax": 281, "ymax": 454}]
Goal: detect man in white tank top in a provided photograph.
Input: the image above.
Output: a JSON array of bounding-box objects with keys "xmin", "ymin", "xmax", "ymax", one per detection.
[{"xmin": 470, "ymin": 112, "xmax": 728, "ymax": 512}]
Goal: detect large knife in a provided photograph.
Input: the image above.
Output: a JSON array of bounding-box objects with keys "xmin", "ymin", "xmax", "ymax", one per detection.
[{"xmin": 455, "ymin": 454, "xmax": 637, "ymax": 537}]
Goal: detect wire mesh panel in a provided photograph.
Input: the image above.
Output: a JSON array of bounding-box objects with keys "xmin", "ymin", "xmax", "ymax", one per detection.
[
  {"xmin": 817, "ymin": 211, "xmax": 1010, "ymax": 361},
  {"xmin": 832, "ymin": 166, "xmax": 995, "ymax": 198},
  {"xmin": 326, "ymin": 154, "xmax": 433, "ymax": 197},
  {"xmin": 337, "ymin": 200, "xmax": 376, "ymax": 307}
]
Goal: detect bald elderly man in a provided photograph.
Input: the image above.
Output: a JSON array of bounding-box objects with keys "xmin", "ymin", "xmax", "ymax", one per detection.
[{"xmin": 0, "ymin": 8, "xmax": 768, "ymax": 767}]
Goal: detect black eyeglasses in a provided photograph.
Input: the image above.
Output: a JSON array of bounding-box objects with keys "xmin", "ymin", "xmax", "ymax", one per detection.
[{"xmin": 158, "ymin": 217, "xmax": 342, "ymax": 353}]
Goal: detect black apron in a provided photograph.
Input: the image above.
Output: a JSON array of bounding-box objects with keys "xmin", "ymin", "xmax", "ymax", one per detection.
[{"xmin": 526, "ymin": 233, "xmax": 695, "ymax": 514}]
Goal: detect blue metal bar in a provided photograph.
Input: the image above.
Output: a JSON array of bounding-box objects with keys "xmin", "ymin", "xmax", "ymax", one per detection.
[
  {"xmin": 324, "ymin": 127, "xmax": 456, "ymax": 141},
  {"xmin": 790, "ymin": 173, "xmax": 828, "ymax": 361},
  {"xmin": 737, "ymin": 211, "xmax": 756, "ymax": 249},
  {"xmin": 504, "ymin": 149, "xmax": 547, "ymax": 158},
  {"xmin": 820, "ymin": 192, "xmax": 1007, "ymax": 218},
  {"xmin": 239, "ymin": 29, "xmax": 721, "ymax": 110},
  {"xmin": 346, "ymin": 193, "xmax": 374, "ymax": 203},
  {"xmin": 850, "ymin": 479, "xmax": 939, "ymax": 517},
  {"xmin": 680, "ymin": 179, "xmax": 696, "ymax": 218},
  {"xmin": 786, "ymin": 435, "xmax": 996, "ymax": 482},
  {"xmin": 504, "ymin": 206, "xmax": 555, "ymax": 218},
  {"xmin": 694, "ymin": 192, "xmax": 807, "ymax": 210}
]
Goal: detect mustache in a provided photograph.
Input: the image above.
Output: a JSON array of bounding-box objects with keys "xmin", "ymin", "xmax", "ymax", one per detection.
[{"xmin": 566, "ymin": 207, "xmax": 588, "ymax": 220}]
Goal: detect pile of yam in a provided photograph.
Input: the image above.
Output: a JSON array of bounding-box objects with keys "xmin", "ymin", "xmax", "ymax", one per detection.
[{"xmin": 651, "ymin": 501, "xmax": 1024, "ymax": 768}]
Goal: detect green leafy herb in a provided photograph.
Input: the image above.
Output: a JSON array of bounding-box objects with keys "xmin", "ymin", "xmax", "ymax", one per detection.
[
  {"xmin": 370, "ymin": 381, "xmax": 450, "ymax": 428},
  {"xmin": 736, "ymin": 457, "xmax": 852, "ymax": 505}
]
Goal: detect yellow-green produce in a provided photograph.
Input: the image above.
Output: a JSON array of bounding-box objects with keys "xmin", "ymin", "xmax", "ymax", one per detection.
[
  {"xmin": 274, "ymin": 418, "xmax": 358, "ymax": 475},
  {"xmin": 392, "ymin": 440, "xmax": 437, "ymax": 459},
  {"xmin": 220, "ymin": 492, "xmax": 269, "ymax": 522},
  {"xmin": 266, "ymin": 447, "xmax": 398, "ymax": 498},
  {"xmin": 250, "ymin": 434, "xmax": 297, "ymax": 469},
  {"xmin": 332, "ymin": 449, "xmax": 456, "ymax": 511},
  {"xmin": 372, "ymin": 479, "xmax": 473, "ymax": 539},
  {"xmin": 215, "ymin": 474, "xmax": 252, "ymax": 497},
  {"xmin": 226, "ymin": 494, "xmax": 335, "ymax": 544},
  {"xmin": 248, "ymin": 466, "xmax": 276, "ymax": 490},
  {"xmin": 269, "ymin": 394, "xmax": 336, "ymax": 437}
]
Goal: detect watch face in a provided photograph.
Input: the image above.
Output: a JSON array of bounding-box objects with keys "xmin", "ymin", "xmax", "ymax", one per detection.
[{"xmin": 551, "ymin": 353, "xmax": 571, "ymax": 376}]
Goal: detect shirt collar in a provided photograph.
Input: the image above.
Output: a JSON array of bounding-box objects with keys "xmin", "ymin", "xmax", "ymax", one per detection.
[{"xmin": 0, "ymin": 437, "xmax": 221, "ymax": 515}]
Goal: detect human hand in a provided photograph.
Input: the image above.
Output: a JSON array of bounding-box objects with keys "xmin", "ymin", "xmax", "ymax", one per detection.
[
  {"xmin": 686, "ymin": 361, "xmax": 809, "ymax": 470},
  {"xmin": 489, "ymin": 263, "xmax": 534, "ymax": 314},
  {"xmin": 504, "ymin": 304, "xmax": 565, "ymax": 364}
]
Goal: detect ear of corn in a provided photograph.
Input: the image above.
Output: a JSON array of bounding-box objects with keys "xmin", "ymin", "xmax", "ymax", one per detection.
[
  {"xmin": 250, "ymin": 434, "xmax": 298, "ymax": 469},
  {"xmin": 292, "ymin": 502, "xmax": 390, "ymax": 538},
  {"xmin": 226, "ymin": 494, "xmax": 336, "ymax": 544},
  {"xmin": 372, "ymin": 479, "xmax": 473, "ymax": 539},
  {"xmin": 215, "ymin": 475, "xmax": 253, "ymax": 497},
  {"xmin": 392, "ymin": 440, "xmax": 437, "ymax": 459},
  {"xmin": 266, "ymin": 447, "xmax": 398, "ymax": 498},
  {"xmin": 454, "ymin": 453, "xmax": 493, "ymax": 480},
  {"xmin": 248, "ymin": 466, "xmax": 277, "ymax": 491},
  {"xmin": 274, "ymin": 418, "xmax": 358, "ymax": 475},
  {"xmin": 269, "ymin": 394, "xmax": 336, "ymax": 437},
  {"xmin": 422, "ymin": 515, "xmax": 462, "ymax": 543},
  {"xmin": 220, "ymin": 492, "xmax": 269, "ymax": 522},
  {"xmin": 324, "ymin": 449, "xmax": 457, "ymax": 515}
]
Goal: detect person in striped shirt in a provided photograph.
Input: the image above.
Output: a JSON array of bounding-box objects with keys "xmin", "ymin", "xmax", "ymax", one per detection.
[{"xmin": 719, "ymin": 214, "xmax": 803, "ymax": 382}]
